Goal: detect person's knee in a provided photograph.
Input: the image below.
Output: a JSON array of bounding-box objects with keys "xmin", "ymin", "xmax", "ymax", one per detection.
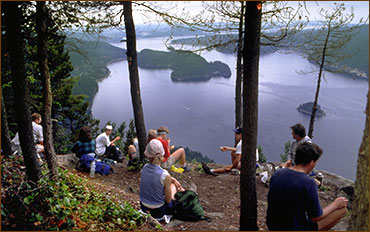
[{"xmin": 128, "ymin": 145, "xmax": 136, "ymax": 153}]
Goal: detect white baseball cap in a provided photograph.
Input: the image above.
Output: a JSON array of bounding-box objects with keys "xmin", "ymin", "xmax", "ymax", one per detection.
[
  {"xmin": 144, "ymin": 139, "xmax": 165, "ymax": 158},
  {"xmin": 105, "ymin": 125, "xmax": 113, "ymax": 130}
]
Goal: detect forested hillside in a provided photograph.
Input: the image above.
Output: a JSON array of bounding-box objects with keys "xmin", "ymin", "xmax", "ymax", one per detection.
[
  {"xmin": 66, "ymin": 38, "xmax": 126, "ymax": 103},
  {"xmin": 138, "ymin": 49, "xmax": 231, "ymax": 81}
]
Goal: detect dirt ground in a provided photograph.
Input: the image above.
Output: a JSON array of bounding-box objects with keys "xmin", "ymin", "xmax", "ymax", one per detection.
[{"xmin": 61, "ymin": 157, "xmax": 350, "ymax": 231}]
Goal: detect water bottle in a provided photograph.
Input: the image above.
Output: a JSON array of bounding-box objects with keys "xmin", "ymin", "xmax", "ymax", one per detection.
[{"xmin": 90, "ymin": 160, "xmax": 96, "ymax": 177}]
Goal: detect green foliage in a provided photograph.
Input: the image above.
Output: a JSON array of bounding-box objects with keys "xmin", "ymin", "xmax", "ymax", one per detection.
[
  {"xmin": 257, "ymin": 144, "xmax": 267, "ymax": 163},
  {"xmin": 1, "ymin": 153, "xmax": 144, "ymax": 230},
  {"xmin": 280, "ymin": 141, "xmax": 291, "ymax": 162},
  {"xmin": 137, "ymin": 49, "xmax": 231, "ymax": 81}
]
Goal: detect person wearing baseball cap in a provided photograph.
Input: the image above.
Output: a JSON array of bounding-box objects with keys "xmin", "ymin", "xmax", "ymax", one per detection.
[
  {"xmin": 95, "ymin": 125, "xmax": 122, "ymax": 161},
  {"xmin": 202, "ymin": 127, "xmax": 243, "ymax": 175},
  {"xmin": 140, "ymin": 139, "xmax": 185, "ymax": 219}
]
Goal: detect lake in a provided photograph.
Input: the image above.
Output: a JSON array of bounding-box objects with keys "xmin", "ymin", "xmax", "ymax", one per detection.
[{"xmin": 91, "ymin": 37, "xmax": 368, "ymax": 180}]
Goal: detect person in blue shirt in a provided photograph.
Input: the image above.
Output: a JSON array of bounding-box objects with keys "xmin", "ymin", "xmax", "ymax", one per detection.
[
  {"xmin": 267, "ymin": 142, "xmax": 348, "ymax": 231},
  {"xmin": 139, "ymin": 139, "xmax": 185, "ymax": 219}
]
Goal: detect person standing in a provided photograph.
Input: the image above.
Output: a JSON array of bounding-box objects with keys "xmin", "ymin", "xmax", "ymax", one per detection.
[
  {"xmin": 267, "ymin": 142, "xmax": 348, "ymax": 231},
  {"xmin": 95, "ymin": 125, "xmax": 122, "ymax": 161}
]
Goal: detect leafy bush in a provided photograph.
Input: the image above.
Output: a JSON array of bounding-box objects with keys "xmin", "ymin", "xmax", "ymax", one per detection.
[
  {"xmin": 1, "ymin": 153, "xmax": 144, "ymax": 231},
  {"xmin": 257, "ymin": 144, "xmax": 267, "ymax": 163}
]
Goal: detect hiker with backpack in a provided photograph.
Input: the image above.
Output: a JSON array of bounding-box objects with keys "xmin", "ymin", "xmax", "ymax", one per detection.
[
  {"xmin": 140, "ymin": 139, "xmax": 185, "ymax": 218},
  {"xmin": 73, "ymin": 126, "xmax": 113, "ymax": 176},
  {"xmin": 71, "ymin": 126, "xmax": 96, "ymax": 159}
]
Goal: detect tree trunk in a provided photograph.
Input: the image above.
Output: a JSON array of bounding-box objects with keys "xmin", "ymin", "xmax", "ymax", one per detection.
[
  {"xmin": 4, "ymin": 1, "xmax": 42, "ymax": 183},
  {"xmin": 235, "ymin": 1, "xmax": 244, "ymax": 134},
  {"xmin": 36, "ymin": 1, "xmax": 58, "ymax": 178},
  {"xmin": 240, "ymin": 1, "xmax": 262, "ymax": 231},
  {"xmin": 308, "ymin": 23, "xmax": 331, "ymax": 139},
  {"xmin": 1, "ymin": 93, "xmax": 13, "ymax": 156},
  {"xmin": 348, "ymin": 92, "xmax": 369, "ymax": 231},
  {"xmin": 123, "ymin": 1, "xmax": 147, "ymax": 159}
]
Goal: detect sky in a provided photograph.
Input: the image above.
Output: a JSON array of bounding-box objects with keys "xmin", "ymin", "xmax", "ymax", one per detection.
[{"xmin": 132, "ymin": 1, "xmax": 369, "ymax": 25}]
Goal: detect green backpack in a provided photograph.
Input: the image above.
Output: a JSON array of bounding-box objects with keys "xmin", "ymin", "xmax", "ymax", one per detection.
[{"xmin": 173, "ymin": 190, "xmax": 208, "ymax": 221}]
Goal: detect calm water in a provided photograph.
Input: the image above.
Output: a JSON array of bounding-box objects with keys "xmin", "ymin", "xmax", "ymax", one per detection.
[{"xmin": 91, "ymin": 37, "xmax": 368, "ymax": 180}]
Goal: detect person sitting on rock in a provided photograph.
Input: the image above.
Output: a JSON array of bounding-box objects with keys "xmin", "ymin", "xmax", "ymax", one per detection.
[
  {"xmin": 202, "ymin": 127, "xmax": 243, "ymax": 175},
  {"xmin": 127, "ymin": 129, "xmax": 158, "ymax": 166},
  {"xmin": 71, "ymin": 126, "xmax": 96, "ymax": 159},
  {"xmin": 140, "ymin": 139, "xmax": 185, "ymax": 219},
  {"xmin": 267, "ymin": 142, "xmax": 348, "ymax": 231},
  {"xmin": 156, "ymin": 126, "xmax": 191, "ymax": 172},
  {"xmin": 283, "ymin": 123, "xmax": 312, "ymax": 168},
  {"xmin": 95, "ymin": 125, "xmax": 122, "ymax": 161}
]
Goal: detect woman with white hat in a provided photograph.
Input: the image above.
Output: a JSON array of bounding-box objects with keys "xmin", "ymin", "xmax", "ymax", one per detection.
[{"xmin": 140, "ymin": 139, "xmax": 185, "ymax": 218}]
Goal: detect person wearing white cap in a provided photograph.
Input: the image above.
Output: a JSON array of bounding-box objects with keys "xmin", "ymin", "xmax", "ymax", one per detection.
[
  {"xmin": 95, "ymin": 125, "xmax": 122, "ymax": 160},
  {"xmin": 140, "ymin": 139, "xmax": 185, "ymax": 219}
]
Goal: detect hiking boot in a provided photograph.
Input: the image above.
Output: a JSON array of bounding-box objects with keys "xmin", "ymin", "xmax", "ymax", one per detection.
[
  {"xmin": 183, "ymin": 165, "xmax": 191, "ymax": 173},
  {"xmin": 201, "ymin": 162, "xmax": 217, "ymax": 176}
]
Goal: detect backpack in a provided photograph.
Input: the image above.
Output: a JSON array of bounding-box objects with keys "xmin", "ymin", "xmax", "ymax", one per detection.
[
  {"xmin": 94, "ymin": 161, "xmax": 113, "ymax": 176},
  {"xmin": 173, "ymin": 190, "xmax": 207, "ymax": 221},
  {"xmin": 79, "ymin": 154, "xmax": 95, "ymax": 172}
]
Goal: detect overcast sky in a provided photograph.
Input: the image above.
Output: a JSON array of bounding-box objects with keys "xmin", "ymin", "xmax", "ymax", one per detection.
[{"xmin": 133, "ymin": 1, "xmax": 369, "ymax": 25}]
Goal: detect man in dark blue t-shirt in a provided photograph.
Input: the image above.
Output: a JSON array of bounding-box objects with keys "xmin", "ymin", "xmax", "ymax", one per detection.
[{"xmin": 267, "ymin": 142, "xmax": 348, "ymax": 231}]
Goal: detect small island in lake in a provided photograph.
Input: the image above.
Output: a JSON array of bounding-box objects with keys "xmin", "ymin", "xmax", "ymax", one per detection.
[
  {"xmin": 297, "ymin": 102, "xmax": 326, "ymax": 117},
  {"xmin": 137, "ymin": 49, "xmax": 231, "ymax": 82}
]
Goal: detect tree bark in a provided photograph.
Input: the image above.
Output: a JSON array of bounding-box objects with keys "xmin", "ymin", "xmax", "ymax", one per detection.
[
  {"xmin": 308, "ymin": 22, "xmax": 332, "ymax": 139},
  {"xmin": 4, "ymin": 1, "xmax": 42, "ymax": 183},
  {"xmin": 240, "ymin": 1, "xmax": 262, "ymax": 231},
  {"xmin": 348, "ymin": 92, "xmax": 369, "ymax": 231},
  {"xmin": 235, "ymin": 1, "xmax": 244, "ymax": 134},
  {"xmin": 36, "ymin": 1, "xmax": 58, "ymax": 178},
  {"xmin": 1, "ymin": 92, "xmax": 13, "ymax": 156},
  {"xmin": 123, "ymin": 1, "xmax": 147, "ymax": 159}
]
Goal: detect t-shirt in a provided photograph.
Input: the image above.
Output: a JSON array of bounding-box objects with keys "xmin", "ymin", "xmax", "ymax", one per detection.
[
  {"xmin": 32, "ymin": 121, "xmax": 43, "ymax": 144},
  {"xmin": 235, "ymin": 140, "xmax": 242, "ymax": 155},
  {"xmin": 157, "ymin": 138, "xmax": 170, "ymax": 162},
  {"xmin": 95, "ymin": 132, "xmax": 110, "ymax": 156},
  {"xmin": 266, "ymin": 168, "xmax": 323, "ymax": 231},
  {"xmin": 288, "ymin": 136, "xmax": 312, "ymax": 162}
]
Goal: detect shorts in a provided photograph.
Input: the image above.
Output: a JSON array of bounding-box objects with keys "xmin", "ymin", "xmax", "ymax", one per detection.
[
  {"xmin": 140, "ymin": 200, "xmax": 174, "ymax": 219},
  {"xmin": 161, "ymin": 156, "xmax": 176, "ymax": 170}
]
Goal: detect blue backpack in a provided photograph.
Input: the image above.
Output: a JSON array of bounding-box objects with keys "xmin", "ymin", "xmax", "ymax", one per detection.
[
  {"xmin": 94, "ymin": 161, "xmax": 113, "ymax": 176},
  {"xmin": 79, "ymin": 154, "xmax": 95, "ymax": 172}
]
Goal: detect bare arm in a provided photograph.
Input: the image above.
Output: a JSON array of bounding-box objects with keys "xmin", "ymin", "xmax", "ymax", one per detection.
[
  {"xmin": 311, "ymin": 197, "xmax": 348, "ymax": 222},
  {"xmin": 220, "ymin": 146, "xmax": 237, "ymax": 152},
  {"xmin": 110, "ymin": 136, "xmax": 121, "ymax": 146}
]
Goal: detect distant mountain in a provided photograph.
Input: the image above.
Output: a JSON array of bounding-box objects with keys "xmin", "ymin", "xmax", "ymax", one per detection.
[{"xmin": 138, "ymin": 49, "xmax": 231, "ymax": 82}]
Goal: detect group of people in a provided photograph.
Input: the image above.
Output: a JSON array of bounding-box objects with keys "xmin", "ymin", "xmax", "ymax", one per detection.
[{"xmin": 12, "ymin": 115, "xmax": 348, "ymax": 230}]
